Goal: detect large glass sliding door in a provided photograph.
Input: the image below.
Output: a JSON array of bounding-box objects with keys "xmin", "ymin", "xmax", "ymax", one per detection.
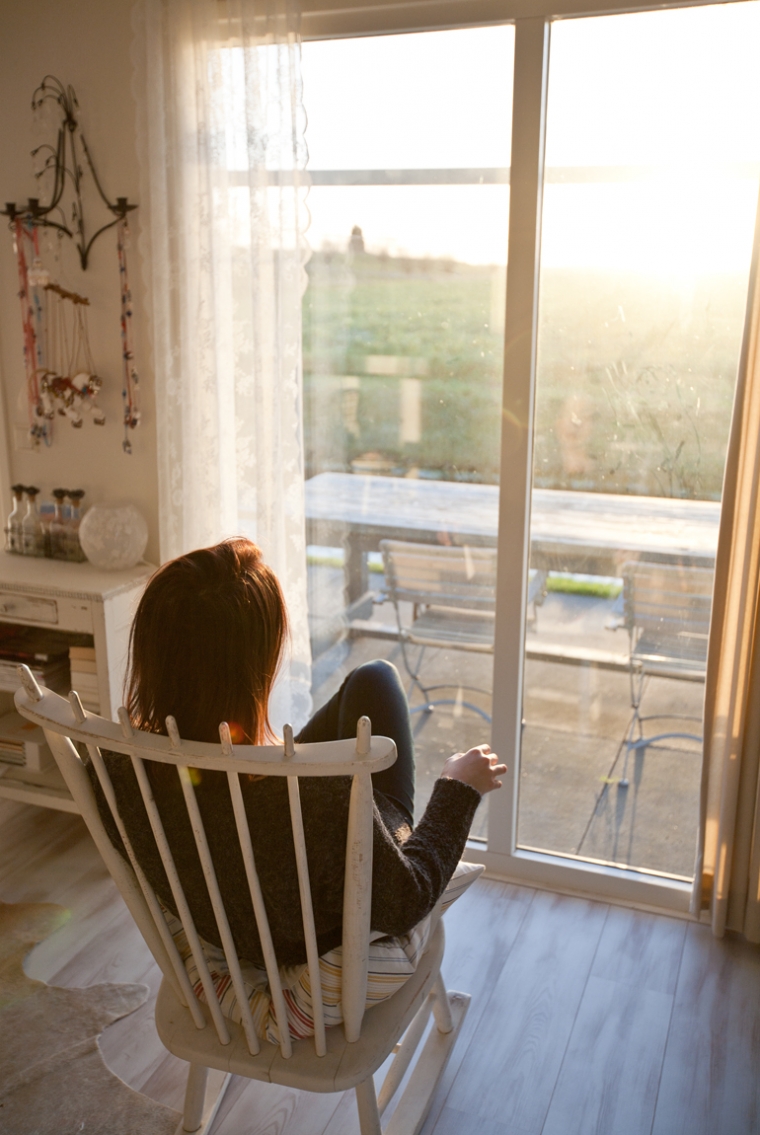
[
  {"xmin": 300, "ymin": 0, "xmax": 760, "ymax": 905},
  {"xmin": 510, "ymin": 4, "xmax": 760, "ymax": 882},
  {"xmin": 301, "ymin": 28, "xmax": 514, "ymax": 830}
]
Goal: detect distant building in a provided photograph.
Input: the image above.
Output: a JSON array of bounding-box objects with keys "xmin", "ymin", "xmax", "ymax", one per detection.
[{"xmin": 349, "ymin": 225, "xmax": 365, "ymax": 253}]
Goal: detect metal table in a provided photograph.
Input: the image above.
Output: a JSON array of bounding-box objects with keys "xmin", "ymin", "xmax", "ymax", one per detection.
[{"xmin": 305, "ymin": 472, "xmax": 721, "ymax": 606}]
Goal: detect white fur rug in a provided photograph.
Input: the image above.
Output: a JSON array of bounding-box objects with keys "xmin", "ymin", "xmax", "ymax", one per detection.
[{"xmin": 0, "ymin": 900, "xmax": 180, "ymax": 1135}]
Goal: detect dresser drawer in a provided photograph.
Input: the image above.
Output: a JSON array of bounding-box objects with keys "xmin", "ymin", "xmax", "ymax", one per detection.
[
  {"xmin": 0, "ymin": 594, "xmax": 58, "ymax": 624},
  {"xmin": 0, "ymin": 593, "xmax": 94, "ymax": 633}
]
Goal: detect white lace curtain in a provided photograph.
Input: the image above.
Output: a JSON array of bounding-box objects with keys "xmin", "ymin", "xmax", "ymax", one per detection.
[{"xmin": 132, "ymin": 0, "xmax": 312, "ymax": 730}]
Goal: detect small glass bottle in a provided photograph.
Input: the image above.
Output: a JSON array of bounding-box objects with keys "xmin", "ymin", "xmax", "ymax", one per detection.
[
  {"xmin": 66, "ymin": 490, "xmax": 87, "ymax": 562},
  {"xmin": 21, "ymin": 486, "xmax": 45, "ymax": 557},
  {"xmin": 50, "ymin": 488, "xmax": 68, "ymax": 560},
  {"xmin": 6, "ymin": 484, "xmax": 25, "ymax": 553}
]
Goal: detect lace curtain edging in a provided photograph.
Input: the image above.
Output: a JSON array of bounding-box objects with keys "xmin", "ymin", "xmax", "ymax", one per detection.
[{"xmin": 131, "ymin": 0, "xmax": 312, "ymax": 730}]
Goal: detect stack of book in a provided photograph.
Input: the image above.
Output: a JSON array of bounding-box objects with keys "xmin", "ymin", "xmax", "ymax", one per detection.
[
  {"xmin": 0, "ymin": 709, "xmax": 53, "ymax": 771},
  {"xmin": 0, "ymin": 625, "xmax": 71, "ymax": 693},
  {"xmin": 69, "ymin": 644, "xmax": 100, "ymax": 712}
]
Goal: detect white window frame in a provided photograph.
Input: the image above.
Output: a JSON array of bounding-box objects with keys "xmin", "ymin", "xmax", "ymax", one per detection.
[{"xmin": 301, "ymin": 0, "xmax": 748, "ymax": 914}]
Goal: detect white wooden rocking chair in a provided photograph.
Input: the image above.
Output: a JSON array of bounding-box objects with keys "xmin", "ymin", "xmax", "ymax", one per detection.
[{"xmin": 14, "ymin": 666, "xmax": 470, "ymax": 1135}]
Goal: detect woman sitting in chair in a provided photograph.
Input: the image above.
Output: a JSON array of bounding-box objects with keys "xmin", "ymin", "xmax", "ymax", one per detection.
[{"xmin": 91, "ymin": 538, "xmax": 504, "ymax": 1031}]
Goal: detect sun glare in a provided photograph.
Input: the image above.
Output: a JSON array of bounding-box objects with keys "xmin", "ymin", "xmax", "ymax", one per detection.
[{"xmin": 300, "ymin": 4, "xmax": 760, "ymax": 272}]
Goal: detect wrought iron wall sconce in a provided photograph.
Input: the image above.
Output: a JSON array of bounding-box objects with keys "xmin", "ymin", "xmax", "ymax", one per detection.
[{"xmin": 1, "ymin": 76, "xmax": 137, "ymax": 270}]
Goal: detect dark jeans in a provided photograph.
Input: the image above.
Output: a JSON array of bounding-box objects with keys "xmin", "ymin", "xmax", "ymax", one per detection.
[{"xmin": 296, "ymin": 659, "xmax": 415, "ymax": 825}]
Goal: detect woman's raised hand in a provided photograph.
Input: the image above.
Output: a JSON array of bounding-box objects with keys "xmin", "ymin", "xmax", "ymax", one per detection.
[{"xmin": 440, "ymin": 744, "xmax": 507, "ymax": 794}]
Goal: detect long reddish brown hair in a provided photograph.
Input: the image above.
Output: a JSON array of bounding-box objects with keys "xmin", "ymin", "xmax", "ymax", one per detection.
[{"xmin": 126, "ymin": 538, "xmax": 288, "ymax": 744}]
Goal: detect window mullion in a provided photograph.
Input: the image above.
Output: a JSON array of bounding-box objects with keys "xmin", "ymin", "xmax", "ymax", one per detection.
[{"xmin": 488, "ymin": 16, "xmax": 550, "ymax": 858}]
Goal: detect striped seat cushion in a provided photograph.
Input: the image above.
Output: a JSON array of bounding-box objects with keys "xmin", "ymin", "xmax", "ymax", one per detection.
[{"xmin": 163, "ymin": 860, "xmax": 484, "ymax": 1044}]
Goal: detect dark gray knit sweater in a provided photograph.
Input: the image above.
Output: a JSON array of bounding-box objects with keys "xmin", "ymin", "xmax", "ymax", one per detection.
[{"xmin": 87, "ymin": 754, "xmax": 480, "ymax": 967}]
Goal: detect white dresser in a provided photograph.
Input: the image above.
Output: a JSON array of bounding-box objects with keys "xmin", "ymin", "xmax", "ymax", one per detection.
[{"xmin": 0, "ymin": 555, "xmax": 153, "ymax": 813}]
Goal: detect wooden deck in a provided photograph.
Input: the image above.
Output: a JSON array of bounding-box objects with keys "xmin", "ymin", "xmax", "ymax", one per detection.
[{"xmin": 3, "ymin": 796, "xmax": 758, "ymax": 1135}]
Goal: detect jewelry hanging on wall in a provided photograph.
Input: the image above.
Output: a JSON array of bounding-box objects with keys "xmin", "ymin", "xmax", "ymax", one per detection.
[
  {"xmin": 39, "ymin": 283, "xmax": 105, "ymax": 430},
  {"xmin": 117, "ymin": 218, "xmax": 140, "ymax": 454},
  {"xmin": 4, "ymin": 77, "xmax": 139, "ymax": 454},
  {"xmin": 13, "ymin": 218, "xmax": 50, "ymax": 446}
]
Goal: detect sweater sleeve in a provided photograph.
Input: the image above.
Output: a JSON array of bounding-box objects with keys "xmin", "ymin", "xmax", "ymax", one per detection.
[{"xmin": 369, "ymin": 776, "xmax": 481, "ymax": 938}]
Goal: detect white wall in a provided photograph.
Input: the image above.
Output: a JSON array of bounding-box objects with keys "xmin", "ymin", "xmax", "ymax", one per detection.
[{"xmin": 0, "ymin": 0, "xmax": 160, "ymax": 564}]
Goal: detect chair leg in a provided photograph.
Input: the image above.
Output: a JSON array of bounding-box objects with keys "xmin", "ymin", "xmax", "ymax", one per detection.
[
  {"xmin": 355, "ymin": 1076, "xmax": 383, "ymax": 1135},
  {"xmin": 399, "ymin": 633, "xmax": 492, "ymax": 721},
  {"xmin": 628, "ymin": 658, "xmax": 644, "ymax": 721},
  {"xmin": 383, "ymin": 989, "xmax": 470, "ymax": 1135},
  {"xmin": 178, "ymin": 1064, "xmax": 232, "ymax": 1135},
  {"xmin": 182, "ymin": 1064, "xmax": 208, "ymax": 1132},
  {"xmin": 398, "ymin": 637, "xmax": 434, "ymax": 709},
  {"xmin": 431, "ymin": 971, "xmax": 454, "ymax": 1033},
  {"xmin": 377, "ymin": 993, "xmax": 434, "ymax": 1115},
  {"xmin": 621, "ymin": 663, "xmax": 645, "ymax": 787}
]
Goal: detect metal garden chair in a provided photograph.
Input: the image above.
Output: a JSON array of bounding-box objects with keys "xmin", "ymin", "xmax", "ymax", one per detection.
[
  {"xmin": 380, "ymin": 538, "xmax": 546, "ymax": 722},
  {"xmin": 619, "ymin": 560, "xmax": 713, "ymax": 786},
  {"xmin": 15, "ymin": 666, "xmax": 470, "ymax": 1135}
]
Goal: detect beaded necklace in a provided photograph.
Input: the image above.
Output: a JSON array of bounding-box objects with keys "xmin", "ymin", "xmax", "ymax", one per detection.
[
  {"xmin": 117, "ymin": 219, "xmax": 140, "ymax": 454},
  {"xmin": 13, "ymin": 218, "xmax": 50, "ymax": 446}
]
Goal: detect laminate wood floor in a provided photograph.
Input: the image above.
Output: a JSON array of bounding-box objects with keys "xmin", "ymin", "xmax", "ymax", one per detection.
[{"xmin": 2, "ymin": 797, "xmax": 759, "ymax": 1135}]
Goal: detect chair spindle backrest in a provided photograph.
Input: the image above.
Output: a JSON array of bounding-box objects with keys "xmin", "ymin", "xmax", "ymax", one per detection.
[{"xmin": 14, "ymin": 668, "xmax": 396, "ymax": 1060}]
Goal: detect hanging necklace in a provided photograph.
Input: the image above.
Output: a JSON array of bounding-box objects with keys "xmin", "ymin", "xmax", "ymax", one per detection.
[
  {"xmin": 39, "ymin": 283, "xmax": 105, "ymax": 428},
  {"xmin": 13, "ymin": 218, "xmax": 50, "ymax": 446},
  {"xmin": 117, "ymin": 219, "xmax": 140, "ymax": 454}
]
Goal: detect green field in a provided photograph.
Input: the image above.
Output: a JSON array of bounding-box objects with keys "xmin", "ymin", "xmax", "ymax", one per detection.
[{"xmin": 303, "ymin": 249, "xmax": 748, "ymax": 499}]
